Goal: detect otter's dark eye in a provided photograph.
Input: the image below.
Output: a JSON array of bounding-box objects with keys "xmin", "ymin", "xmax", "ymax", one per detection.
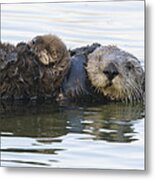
[
  {"xmin": 126, "ymin": 62, "xmax": 134, "ymax": 70},
  {"xmin": 31, "ymin": 38, "xmax": 37, "ymax": 45},
  {"xmin": 32, "ymin": 40, "xmax": 35, "ymax": 45}
]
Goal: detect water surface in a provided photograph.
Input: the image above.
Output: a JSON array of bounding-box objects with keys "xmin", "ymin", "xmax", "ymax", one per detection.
[{"xmin": 0, "ymin": 1, "xmax": 145, "ymax": 169}]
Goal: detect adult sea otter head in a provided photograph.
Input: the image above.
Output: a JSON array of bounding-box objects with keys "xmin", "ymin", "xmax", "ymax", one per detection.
[{"xmin": 86, "ymin": 46, "xmax": 145, "ymax": 103}]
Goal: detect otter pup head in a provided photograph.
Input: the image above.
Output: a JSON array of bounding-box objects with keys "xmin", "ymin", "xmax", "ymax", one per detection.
[
  {"xmin": 29, "ymin": 34, "xmax": 68, "ymax": 65},
  {"xmin": 86, "ymin": 46, "xmax": 144, "ymax": 103}
]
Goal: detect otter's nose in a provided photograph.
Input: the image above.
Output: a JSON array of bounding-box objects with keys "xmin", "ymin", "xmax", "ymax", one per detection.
[{"xmin": 103, "ymin": 63, "xmax": 119, "ymax": 81}]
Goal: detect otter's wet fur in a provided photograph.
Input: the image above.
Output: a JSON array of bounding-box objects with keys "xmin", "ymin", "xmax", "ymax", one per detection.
[
  {"xmin": 0, "ymin": 35, "xmax": 144, "ymax": 103},
  {"xmin": 62, "ymin": 44, "xmax": 144, "ymax": 103},
  {"xmin": 61, "ymin": 43, "xmax": 102, "ymax": 101},
  {"xmin": 0, "ymin": 34, "xmax": 70, "ymax": 100}
]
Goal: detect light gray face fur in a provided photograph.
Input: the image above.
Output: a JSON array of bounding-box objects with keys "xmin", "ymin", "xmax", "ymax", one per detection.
[{"xmin": 86, "ymin": 46, "xmax": 144, "ymax": 103}]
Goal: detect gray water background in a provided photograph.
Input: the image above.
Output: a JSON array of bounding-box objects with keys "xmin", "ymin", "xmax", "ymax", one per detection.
[{"xmin": 0, "ymin": 1, "xmax": 145, "ymax": 169}]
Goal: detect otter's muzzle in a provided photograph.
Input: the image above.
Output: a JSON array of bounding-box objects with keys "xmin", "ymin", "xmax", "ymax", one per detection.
[{"xmin": 103, "ymin": 63, "xmax": 119, "ymax": 81}]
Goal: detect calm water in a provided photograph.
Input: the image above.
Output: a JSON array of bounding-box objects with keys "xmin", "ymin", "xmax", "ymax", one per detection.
[{"xmin": 0, "ymin": 1, "xmax": 145, "ymax": 169}]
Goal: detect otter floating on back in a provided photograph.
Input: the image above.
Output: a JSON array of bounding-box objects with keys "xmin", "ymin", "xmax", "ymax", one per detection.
[
  {"xmin": 0, "ymin": 34, "xmax": 144, "ymax": 103},
  {"xmin": 62, "ymin": 44, "xmax": 145, "ymax": 103}
]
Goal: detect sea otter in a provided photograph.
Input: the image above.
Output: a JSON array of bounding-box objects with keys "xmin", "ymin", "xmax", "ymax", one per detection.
[
  {"xmin": 0, "ymin": 35, "xmax": 144, "ymax": 103},
  {"xmin": 61, "ymin": 44, "xmax": 145, "ymax": 103},
  {"xmin": 0, "ymin": 34, "xmax": 70, "ymax": 100}
]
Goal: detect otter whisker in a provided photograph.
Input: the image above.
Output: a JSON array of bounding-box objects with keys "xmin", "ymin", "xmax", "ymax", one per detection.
[
  {"xmin": 130, "ymin": 83, "xmax": 142, "ymax": 102},
  {"xmin": 86, "ymin": 45, "xmax": 144, "ymax": 103}
]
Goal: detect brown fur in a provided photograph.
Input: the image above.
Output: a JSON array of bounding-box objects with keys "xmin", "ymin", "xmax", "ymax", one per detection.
[{"xmin": 0, "ymin": 34, "xmax": 70, "ymax": 100}]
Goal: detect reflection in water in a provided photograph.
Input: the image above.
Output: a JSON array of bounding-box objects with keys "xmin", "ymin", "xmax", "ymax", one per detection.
[
  {"xmin": 0, "ymin": 101, "xmax": 145, "ymax": 168},
  {"xmin": 81, "ymin": 103, "xmax": 144, "ymax": 142},
  {"xmin": 0, "ymin": 102, "xmax": 144, "ymax": 143},
  {"xmin": 0, "ymin": 1, "xmax": 144, "ymax": 169},
  {"xmin": 0, "ymin": 102, "xmax": 68, "ymax": 138}
]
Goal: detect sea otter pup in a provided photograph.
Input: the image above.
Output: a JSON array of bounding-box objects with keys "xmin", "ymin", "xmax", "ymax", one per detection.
[
  {"xmin": 0, "ymin": 34, "xmax": 70, "ymax": 100},
  {"xmin": 62, "ymin": 44, "xmax": 144, "ymax": 103},
  {"xmin": 28, "ymin": 34, "xmax": 70, "ymax": 98}
]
